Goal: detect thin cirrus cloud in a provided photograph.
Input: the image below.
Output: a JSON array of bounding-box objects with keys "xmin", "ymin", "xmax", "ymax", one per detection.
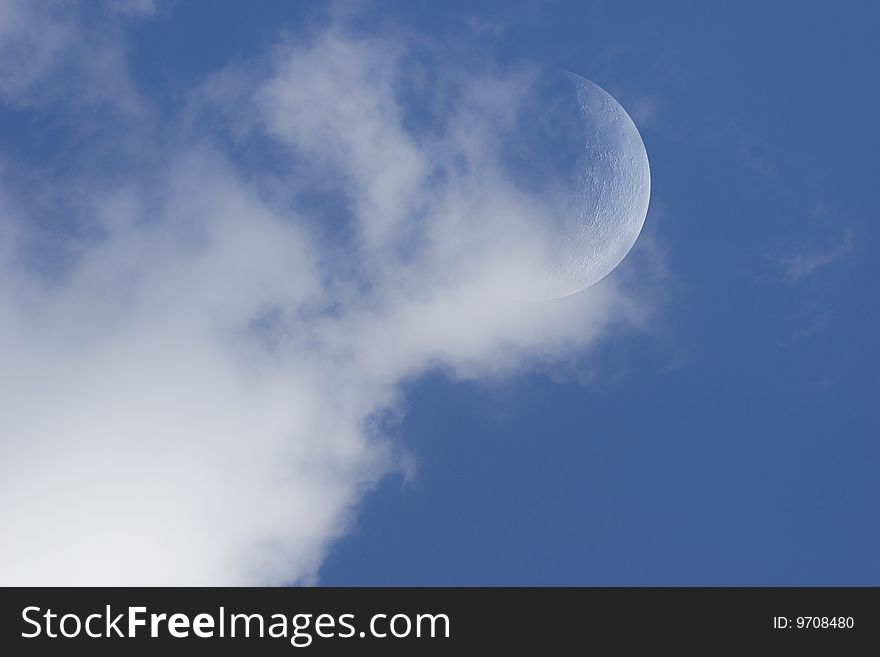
[
  {"xmin": 0, "ymin": 5, "xmax": 655, "ymax": 584},
  {"xmin": 778, "ymin": 228, "xmax": 854, "ymax": 283}
]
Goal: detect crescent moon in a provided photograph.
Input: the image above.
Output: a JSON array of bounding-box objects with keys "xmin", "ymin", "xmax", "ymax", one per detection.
[{"xmin": 551, "ymin": 73, "xmax": 651, "ymax": 297}]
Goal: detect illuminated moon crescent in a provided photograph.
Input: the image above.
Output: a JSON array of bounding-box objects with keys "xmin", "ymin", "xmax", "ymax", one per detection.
[{"xmin": 551, "ymin": 73, "xmax": 651, "ymax": 297}]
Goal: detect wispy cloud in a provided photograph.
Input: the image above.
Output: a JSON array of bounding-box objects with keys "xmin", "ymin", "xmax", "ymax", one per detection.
[
  {"xmin": 778, "ymin": 228, "xmax": 854, "ymax": 283},
  {"xmin": 0, "ymin": 0, "xmax": 144, "ymax": 114}
]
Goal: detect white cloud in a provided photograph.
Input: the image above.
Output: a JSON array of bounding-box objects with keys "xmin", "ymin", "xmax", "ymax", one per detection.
[
  {"xmin": 0, "ymin": 0, "xmax": 143, "ymax": 113},
  {"xmin": 0, "ymin": 14, "xmax": 655, "ymax": 584}
]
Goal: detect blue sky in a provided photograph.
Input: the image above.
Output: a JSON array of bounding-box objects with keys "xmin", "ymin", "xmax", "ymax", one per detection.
[
  {"xmin": 323, "ymin": 1, "xmax": 880, "ymax": 584},
  {"xmin": 0, "ymin": 1, "xmax": 877, "ymax": 585}
]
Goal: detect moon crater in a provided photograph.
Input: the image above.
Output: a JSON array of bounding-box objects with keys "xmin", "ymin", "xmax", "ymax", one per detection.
[{"xmin": 530, "ymin": 72, "xmax": 651, "ymax": 297}]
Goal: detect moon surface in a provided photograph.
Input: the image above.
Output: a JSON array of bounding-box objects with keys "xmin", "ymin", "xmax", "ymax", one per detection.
[{"xmin": 550, "ymin": 72, "xmax": 651, "ymax": 297}]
